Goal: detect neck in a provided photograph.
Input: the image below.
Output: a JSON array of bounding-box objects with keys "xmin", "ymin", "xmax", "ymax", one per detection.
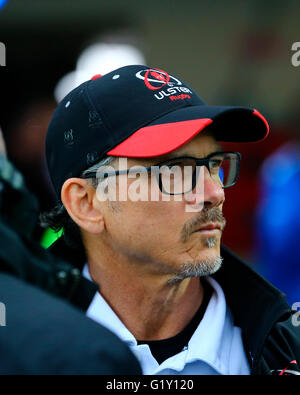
[{"xmin": 85, "ymin": 241, "xmax": 204, "ymax": 341}]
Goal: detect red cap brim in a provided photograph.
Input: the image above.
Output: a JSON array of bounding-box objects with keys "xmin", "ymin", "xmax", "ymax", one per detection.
[
  {"xmin": 107, "ymin": 106, "xmax": 269, "ymax": 158},
  {"xmin": 107, "ymin": 118, "xmax": 213, "ymax": 157}
]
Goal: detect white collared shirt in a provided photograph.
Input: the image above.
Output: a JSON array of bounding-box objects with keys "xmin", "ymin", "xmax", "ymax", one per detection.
[{"xmin": 83, "ymin": 264, "xmax": 250, "ymax": 375}]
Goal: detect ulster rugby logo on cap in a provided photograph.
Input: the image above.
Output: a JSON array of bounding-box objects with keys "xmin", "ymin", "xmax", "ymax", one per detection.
[
  {"xmin": 136, "ymin": 68, "xmax": 192, "ymax": 101},
  {"xmin": 135, "ymin": 68, "xmax": 182, "ymax": 90}
]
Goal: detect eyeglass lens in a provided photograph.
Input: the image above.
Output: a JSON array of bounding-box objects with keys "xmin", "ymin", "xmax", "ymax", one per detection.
[{"xmin": 158, "ymin": 153, "xmax": 239, "ymax": 195}]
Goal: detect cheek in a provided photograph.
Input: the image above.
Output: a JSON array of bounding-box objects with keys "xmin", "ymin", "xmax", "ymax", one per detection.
[{"xmin": 105, "ymin": 201, "xmax": 185, "ymax": 249}]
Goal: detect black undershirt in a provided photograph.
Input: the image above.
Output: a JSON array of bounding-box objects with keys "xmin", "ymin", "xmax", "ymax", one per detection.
[{"xmin": 137, "ymin": 279, "xmax": 213, "ymax": 365}]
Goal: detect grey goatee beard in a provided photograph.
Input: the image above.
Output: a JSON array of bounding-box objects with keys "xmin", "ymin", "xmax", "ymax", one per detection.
[
  {"xmin": 167, "ymin": 208, "xmax": 224, "ymax": 284},
  {"xmin": 205, "ymin": 236, "xmax": 217, "ymax": 248},
  {"xmin": 168, "ymin": 254, "xmax": 223, "ymax": 285}
]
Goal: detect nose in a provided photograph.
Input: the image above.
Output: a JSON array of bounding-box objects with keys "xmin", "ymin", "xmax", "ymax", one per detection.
[{"xmin": 184, "ymin": 166, "xmax": 225, "ymax": 209}]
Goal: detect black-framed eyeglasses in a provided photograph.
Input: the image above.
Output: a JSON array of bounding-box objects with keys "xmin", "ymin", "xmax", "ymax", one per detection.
[{"xmin": 82, "ymin": 151, "xmax": 241, "ymax": 195}]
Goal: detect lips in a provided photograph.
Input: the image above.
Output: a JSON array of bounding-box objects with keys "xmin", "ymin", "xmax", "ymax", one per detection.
[{"xmin": 196, "ymin": 222, "xmax": 222, "ymax": 232}]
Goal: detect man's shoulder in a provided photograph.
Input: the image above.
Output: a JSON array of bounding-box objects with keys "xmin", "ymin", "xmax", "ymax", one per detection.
[
  {"xmin": 216, "ymin": 245, "xmax": 289, "ymax": 306},
  {"xmin": 0, "ymin": 271, "xmax": 142, "ymax": 374},
  {"xmin": 214, "ymin": 245, "xmax": 294, "ymax": 373},
  {"xmin": 257, "ymin": 312, "xmax": 300, "ymax": 375}
]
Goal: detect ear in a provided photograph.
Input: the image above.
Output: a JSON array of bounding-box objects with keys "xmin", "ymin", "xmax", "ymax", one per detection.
[{"xmin": 61, "ymin": 178, "xmax": 105, "ymax": 234}]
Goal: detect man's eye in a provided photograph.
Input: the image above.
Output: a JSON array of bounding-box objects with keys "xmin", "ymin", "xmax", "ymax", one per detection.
[
  {"xmin": 161, "ymin": 165, "xmax": 182, "ymax": 174},
  {"xmin": 210, "ymin": 159, "xmax": 222, "ymax": 168}
]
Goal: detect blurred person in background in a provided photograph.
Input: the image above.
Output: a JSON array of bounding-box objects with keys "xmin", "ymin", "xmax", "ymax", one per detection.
[
  {"xmin": 255, "ymin": 106, "xmax": 300, "ymax": 305},
  {"xmin": 218, "ymin": 24, "xmax": 290, "ymax": 261},
  {"xmin": 0, "ymin": 124, "xmax": 141, "ymax": 374},
  {"xmin": 43, "ymin": 65, "xmax": 300, "ymax": 375},
  {"xmin": 6, "ymin": 99, "xmax": 57, "ymax": 214},
  {"xmin": 221, "ymin": 130, "xmax": 287, "ymax": 260}
]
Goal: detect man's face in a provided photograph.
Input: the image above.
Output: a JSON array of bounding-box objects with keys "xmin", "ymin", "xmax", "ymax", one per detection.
[{"xmin": 93, "ymin": 130, "xmax": 226, "ymax": 280}]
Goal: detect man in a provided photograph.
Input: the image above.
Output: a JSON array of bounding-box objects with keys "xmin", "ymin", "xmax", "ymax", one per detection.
[
  {"xmin": 44, "ymin": 65, "xmax": 300, "ymax": 375},
  {"xmin": 0, "ymin": 127, "xmax": 141, "ymax": 374}
]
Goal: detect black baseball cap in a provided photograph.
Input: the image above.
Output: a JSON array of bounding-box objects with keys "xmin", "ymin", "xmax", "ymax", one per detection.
[{"xmin": 46, "ymin": 65, "xmax": 269, "ymax": 198}]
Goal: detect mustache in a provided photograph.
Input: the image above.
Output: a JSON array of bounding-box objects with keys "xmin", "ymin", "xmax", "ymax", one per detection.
[{"xmin": 181, "ymin": 207, "xmax": 226, "ymax": 243}]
